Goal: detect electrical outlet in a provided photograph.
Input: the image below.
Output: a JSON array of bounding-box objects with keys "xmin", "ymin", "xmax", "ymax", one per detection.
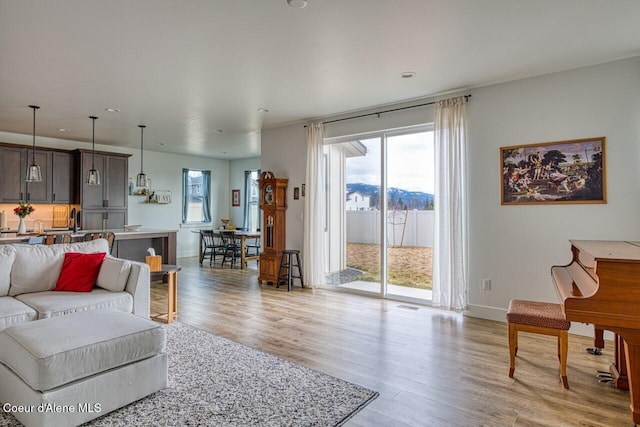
[{"xmin": 482, "ymin": 279, "xmax": 491, "ymax": 290}]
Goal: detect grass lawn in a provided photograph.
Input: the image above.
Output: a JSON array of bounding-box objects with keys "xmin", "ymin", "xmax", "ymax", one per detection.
[{"xmin": 346, "ymin": 242, "xmax": 433, "ymax": 290}]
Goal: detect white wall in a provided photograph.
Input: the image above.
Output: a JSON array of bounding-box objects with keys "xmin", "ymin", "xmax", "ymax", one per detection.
[
  {"xmin": 262, "ymin": 56, "xmax": 640, "ymax": 336},
  {"xmin": 466, "ymin": 57, "xmax": 640, "ymax": 335},
  {"xmin": 127, "ymin": 150, "xmax": 230, "ymax": 258},
  {"xmin": 260, "ymin": 124, "xmax": 307, "ymax": 253}
]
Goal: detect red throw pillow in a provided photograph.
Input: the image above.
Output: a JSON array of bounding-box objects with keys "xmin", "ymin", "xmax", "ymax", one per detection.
[{"xmin": 54, "ymin": 252, "xmax": 107, "ymax": 292}]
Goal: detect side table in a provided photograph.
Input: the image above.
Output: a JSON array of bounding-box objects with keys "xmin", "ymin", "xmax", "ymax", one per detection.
[{"xmin": 150, "ymin": 264, "xmax": 182, "ymax": 324}]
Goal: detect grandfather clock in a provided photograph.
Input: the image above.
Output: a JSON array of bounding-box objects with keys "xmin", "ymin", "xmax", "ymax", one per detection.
[{"xmin": 259, "ymin": 171, "xmax": 288, "ymax": 284}]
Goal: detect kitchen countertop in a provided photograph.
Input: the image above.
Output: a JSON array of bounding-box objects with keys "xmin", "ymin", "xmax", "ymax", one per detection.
[{"xmin": 0, "ymin": 228, "xmax": 177, "ymax": 243}]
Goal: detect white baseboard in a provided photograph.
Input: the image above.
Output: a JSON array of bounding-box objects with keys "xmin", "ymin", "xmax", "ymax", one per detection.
[{"xmin": 464, "ymin": 304, "xmax": 506, "ymax": 323}]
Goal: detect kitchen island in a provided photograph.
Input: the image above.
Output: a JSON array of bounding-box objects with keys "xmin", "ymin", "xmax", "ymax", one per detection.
[{"xmin": 0, "ymin": 228, "xmax": 177, "ymax": 264}]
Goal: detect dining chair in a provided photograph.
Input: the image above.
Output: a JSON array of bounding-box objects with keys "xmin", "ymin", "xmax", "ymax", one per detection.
[
  {"xmin": 83, "ymin": 232, "xmax": 116, "ymax": 253},
  {"xmin": 43, "ymin": 234, "xmax": 56, "ymax": 245},
  {"xmin": 245, "ymin": 234, "xmax": 261, "ymax": 258},
  {"xmin": 55, "ymin": 234, "xmax": 73, "ymax": 244},
  {"xmin": 200, "ymin": 230, "xmax": 224, "ymax": 266},
  {"xmin": 219, "ymin": 230, "xmax": 241, "ymax": 268}
]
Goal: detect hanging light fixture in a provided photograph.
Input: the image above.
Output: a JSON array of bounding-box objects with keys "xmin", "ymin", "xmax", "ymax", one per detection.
[
  {"xmin": 87, "ymin": 116, "xmax": 100, "ymax": 185},
  {"xmin": 136, "ymin": 125, "xmax": 148, "ymax": 188},
  {"xmin": 25, "ymin": 105, "xmax": 42, "ymax": 182}
]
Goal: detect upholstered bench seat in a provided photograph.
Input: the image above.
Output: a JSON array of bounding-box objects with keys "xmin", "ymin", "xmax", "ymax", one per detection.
[
  {"xmin": 507, "ymin": 299, "xmax": 571, "ymax": 388},
  {"xmin": 0, "ymin": 310, "xmax": 167, "ymax": 427}
]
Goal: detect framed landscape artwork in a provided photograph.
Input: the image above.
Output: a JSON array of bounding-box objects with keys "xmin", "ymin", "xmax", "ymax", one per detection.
[
  {"xmin": 500, "ymin": 137, "xmax": 606, "ymax": 205},
  {"xmin": 232, "ymin": 189, "xmax": 240, "ymax": 207}
]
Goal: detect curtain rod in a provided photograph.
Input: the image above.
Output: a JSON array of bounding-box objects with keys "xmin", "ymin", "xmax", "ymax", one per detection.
[{"xmin": 306, "ymin": 94, "xmax": 471, "ymax": 127}]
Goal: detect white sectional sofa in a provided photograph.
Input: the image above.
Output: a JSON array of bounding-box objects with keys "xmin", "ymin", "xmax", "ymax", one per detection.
[
  {"xmin": 0, "ymin": 239, "xmax": 151, "ymax": 329},
  {"xmin": 0, "ymin": 239, "xmax": 167, "ymax": 427}
]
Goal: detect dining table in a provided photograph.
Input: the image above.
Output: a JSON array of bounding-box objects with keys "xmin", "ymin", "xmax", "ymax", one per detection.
[{"xmin": 193, "ymin": 229, "xmax": 261, "ymax": 269}]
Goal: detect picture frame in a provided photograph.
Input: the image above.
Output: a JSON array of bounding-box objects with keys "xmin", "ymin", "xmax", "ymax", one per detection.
[
  {"xmin": 500, "ymin": 137, "xmax": 606, "ymax": 205},
  {"xmin": 232, "ymin": 189, "xmax": 240, "ymax": 207},
  {"xmin": 301, "ymin": 184, "xmax": 305, "ymax": 197},
  {"xmin": 293, "ymin": 187, "xmax": 299, "ymax": 200}
]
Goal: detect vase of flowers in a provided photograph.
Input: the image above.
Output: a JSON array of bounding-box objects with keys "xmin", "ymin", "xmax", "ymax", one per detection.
[{"xmin": 14, "ymin": 202, "xmax": 34, "ymax": 234}]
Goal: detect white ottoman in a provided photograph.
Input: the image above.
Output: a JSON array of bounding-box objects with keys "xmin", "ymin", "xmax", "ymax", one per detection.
[{"xmin": 0, "ymin": 310, "xmax": 167, "ymax": 427}]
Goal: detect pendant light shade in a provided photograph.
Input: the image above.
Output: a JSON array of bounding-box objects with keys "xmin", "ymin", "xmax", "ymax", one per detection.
[
  {"xmin": 136, "ymin": 125, "xmax": 148, "ymax": 188},
  {"xmin": 87, "ymin": 116, "xmax": 100, "ymax": 185},
  {"xmin": 26, "ymin": 105, "xmax": 42, "ymax": 182}
]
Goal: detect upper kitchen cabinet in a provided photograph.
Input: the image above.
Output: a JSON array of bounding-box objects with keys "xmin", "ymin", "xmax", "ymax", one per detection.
[
  {"xmin": 25, "ymin": 150, "xmax": 52, "ymax": 203},
  {"xmin": 0, "ymin": 146, "xmax": 52, "ymax": 203},
  {"xmin": 77, "ymin": 149, "xmax": 129, "ymax": 209},
  {"xmin": 0, "ymin": 146, "xmax": 27, "ymax": 202},
  {"xmin": 51, "ymin": 151, "xmax": 75, "ymax": 203}
]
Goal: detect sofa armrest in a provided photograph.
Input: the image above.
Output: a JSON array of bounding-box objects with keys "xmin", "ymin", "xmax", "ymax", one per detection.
[{"xmin": 123, "ymin": 260, "xmax": 151, "ymax": 319}]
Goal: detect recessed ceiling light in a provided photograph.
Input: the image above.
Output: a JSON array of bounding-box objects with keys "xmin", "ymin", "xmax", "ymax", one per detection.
[
  {"xmin": 57, "ymin": 128, "xmax": 68, "ymax": 132},
  {"xmin": 400, "ymin": 71, "xmax": 416, "ymax": 79},
  {"xmin": 258, "ymin": 108, "xmax": 270, "ymax": 113},
  {"xmin": 287, "ymin": 0, "xmax": 307, "ymax": 8},
  {"xmin": 105, "ymin": 107, "xmax": 120, "ymax": 113}
]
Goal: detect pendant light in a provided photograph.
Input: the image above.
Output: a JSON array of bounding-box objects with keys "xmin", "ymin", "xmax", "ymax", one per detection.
[
  {"xmin": 87, "ymin": 116, "xmax": 100, "ymax": 185},
  {"xmin": 25, "ymin": 105, "xmax": 42, "ymax": 182},
  {"xmin": 136, "ymin": 125, "xmax": 148, "ymax": 188}
]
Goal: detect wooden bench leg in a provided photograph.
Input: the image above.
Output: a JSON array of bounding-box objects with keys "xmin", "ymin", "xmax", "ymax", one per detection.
[
  {"xmin": 560, "ymin": 329, "xmax": 569, "ymax": 389},
  {"xmin": 509, "ymin": 322, "xmax": 517, "ymax": 378}
]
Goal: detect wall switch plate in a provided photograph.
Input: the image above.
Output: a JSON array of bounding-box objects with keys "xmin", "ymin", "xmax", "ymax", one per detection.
[{"xmin": 482, "ymin": 279, "xmax": 491, "ymax": 290}]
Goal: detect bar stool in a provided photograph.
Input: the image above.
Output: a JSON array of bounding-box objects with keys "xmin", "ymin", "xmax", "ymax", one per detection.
[
  {"xmin": 507, "ymin": 299, "xmax": 571, "ymax": 388},
  {"xmin": 277, "ymin": 249, "xmax": 304, "ymax": 291}
]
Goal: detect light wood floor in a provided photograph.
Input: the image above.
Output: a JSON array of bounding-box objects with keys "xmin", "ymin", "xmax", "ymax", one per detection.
[{"xmin": 151, "ymin": 257, "xmax": 633, "ymax": 426}]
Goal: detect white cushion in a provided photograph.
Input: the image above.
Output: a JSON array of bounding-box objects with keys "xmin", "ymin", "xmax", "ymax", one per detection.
[
  {"xmin": 0, "ymin": 246, "xmax": 16, "ymax": 296},
  {"xmin": 0, "ymin": 310, "xmax": 166, "ymax": 391},
  {"xmin": 0, "ymin": 296, "xmax": 37, "ymax": 331},
  {"xmin": 97, "ymin": 256, "xmax": 131, "ymax": 292},
  {"xmin": 15, "ymin": 289, "xmax": 133, "ymax": 319},
  {"xmin": 8, "ymin": 239, "xmax": 110, "ymax": 296},
  {"xmin": 9, "ymin": 244, "xmax": 65, "ymax": 296}
]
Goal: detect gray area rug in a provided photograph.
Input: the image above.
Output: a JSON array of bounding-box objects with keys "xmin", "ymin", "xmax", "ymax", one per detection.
[{"xmin": 0, "ymin": 322, "xmax": 377, "ymax": 426}]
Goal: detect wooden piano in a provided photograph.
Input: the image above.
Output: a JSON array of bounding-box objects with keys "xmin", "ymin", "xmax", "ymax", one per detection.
[{"xmin": 552, "ymin": 240, "xmax": 640, "ymax": 424}]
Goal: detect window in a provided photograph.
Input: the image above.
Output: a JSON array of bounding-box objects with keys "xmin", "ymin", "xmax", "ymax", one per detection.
[
  {"xmin": 243, "ymin": 170, "xmax": 260, "ymax": 230},
  {"xmin": 182, "ymin": 169, "xmax": 211, "ymax": 223}
]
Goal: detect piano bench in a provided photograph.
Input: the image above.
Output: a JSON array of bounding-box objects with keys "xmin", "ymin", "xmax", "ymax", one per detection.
[{"xmin": 507, "ymin": 299, "xmax": 571, "ymax": 389}]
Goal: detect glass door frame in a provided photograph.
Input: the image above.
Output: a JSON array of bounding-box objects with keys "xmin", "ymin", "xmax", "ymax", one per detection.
[{"xmin": 325, "ymin": 123, "xmax": 433, "ymax": 303}]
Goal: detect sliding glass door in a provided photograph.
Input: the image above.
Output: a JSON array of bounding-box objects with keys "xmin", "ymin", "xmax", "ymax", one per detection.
[
  {"xmin": 326, "ymin": 126, "xmax": 434, "ymax": 303},
  {"xmin": 385, "ymin": 131, "xmax": 434, "ymax": 301}
]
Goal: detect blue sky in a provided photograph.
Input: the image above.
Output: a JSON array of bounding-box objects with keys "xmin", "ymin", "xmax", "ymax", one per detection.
[{"xmin": 346, "ymin": 131, "xmax": 434, "ymax": 194}]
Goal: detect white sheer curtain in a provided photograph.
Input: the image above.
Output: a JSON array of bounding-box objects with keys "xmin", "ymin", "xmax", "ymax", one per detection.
[
  {"xmin": 303, "ymin": 122, "xmax": 326, "ymax": 288},
  {"xmin": 433, "ymin": 96, "xmax": 468, "ymax": 311}
]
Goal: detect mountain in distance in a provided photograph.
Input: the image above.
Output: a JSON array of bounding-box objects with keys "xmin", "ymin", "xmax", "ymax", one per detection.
[{"xmin": 347, "ymin": 183, "xmax": 434, "ymax": 210}]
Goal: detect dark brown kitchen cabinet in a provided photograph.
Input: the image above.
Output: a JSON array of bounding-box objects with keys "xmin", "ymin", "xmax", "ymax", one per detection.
[
  {"xmin": 81, "ymin": 210, "xmax": 126, "ymax": 231},
  {"xmin": 76, "ymin": 149, "xmax": 129, "ymax": 230},
  {"xmin": 79, "ymin": 151, "xmax": 127, "ymax": 209},
  {"xmin": 0, "ymin": 147, "xmax": 51, "ymax": 203},
  {"xmin": 51, "ymin": 151, "xmax": 75, "ymax": 203},
  {"xmin": 0, "ymin": 146, "xmax": 27, "ymax": 202},
  {"xmin": 25, "ymin": 150, "xmax": 51, "ymax": 203}
]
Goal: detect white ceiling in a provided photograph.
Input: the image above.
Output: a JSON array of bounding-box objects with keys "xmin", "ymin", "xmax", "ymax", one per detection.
[{"xmin": 1, "ymin": 0, "xmax": 639, "ymax": 159}]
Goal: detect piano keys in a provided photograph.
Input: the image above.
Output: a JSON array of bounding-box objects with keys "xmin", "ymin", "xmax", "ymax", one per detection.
[{"xmin": 551, "ymin": 240, "xmax": 640, "ymax": 424}]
